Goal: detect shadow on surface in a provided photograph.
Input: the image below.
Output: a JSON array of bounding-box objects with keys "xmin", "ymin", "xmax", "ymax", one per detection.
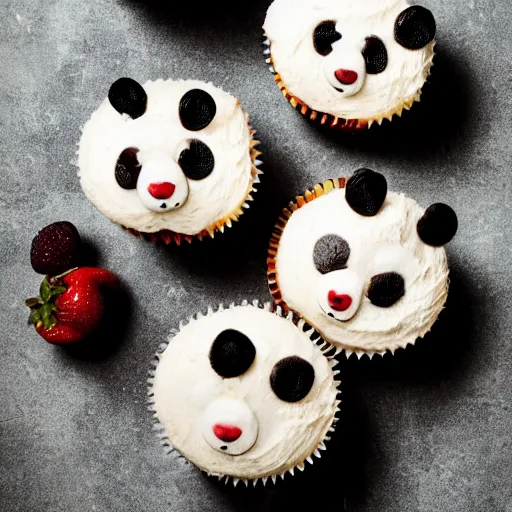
[
  {"xmin": 60, "ymin": 280, "xmax": 133, "ymax": 361},
  {"xmin": 304, "ymin": 45, "xmax": 473, "ymax": 164},
  {"xmin": 122, "ymin": 0, "xmax": 271, "ymax": 24},
  {"xmin": 161, "ymin": 147, "xmax": 289, "ymax": 282},
  {"xmin": 337, "ymin": 260, "xmax": 480, "ymax": 388},
  {"xmin": 205, "ymin": 384, "xmax": 374, "ymax": 512},
  {"xmin": 79, "ymin": 238, "xmax": 100, "ymax": 268}
]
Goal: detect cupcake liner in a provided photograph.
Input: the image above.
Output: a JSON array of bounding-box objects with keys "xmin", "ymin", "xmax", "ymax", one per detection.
[
  {"xmin": 147, "ymin": 299, "xmax": 342, "ymax": 487},
  {"xmin": 267, "ymin": 178, "xmax": 408, "ymax": 359},
  {"xmin": 263, "ymin": 36, "xmax": 434, "ymax": 131},
  {"xmin": 124, "ymin": 129, "xmax": 263, "ymax": 245},
  {"xmin": 268, "ymin": 178, "xmax": 346, "ymax": 309}
]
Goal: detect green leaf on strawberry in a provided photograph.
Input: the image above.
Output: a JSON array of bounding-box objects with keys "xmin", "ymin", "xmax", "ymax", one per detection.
[
  {"xmin": 50, "ymin": 286, "xmax": 67, "ymax": 297},
  {"xmin": 40, "ymin": 303, "xmax": 57, "ymax": 330},
  {"xmin": 29, "ymin": 308, "xmax": 41, "ymax": 324},
  {"xmin": 27, "ymin": 276, "xmax": 66, "ymax": 330},
  {"xmin": 40, "ymin": 279, "xmax": 52, "ymax": 302}
]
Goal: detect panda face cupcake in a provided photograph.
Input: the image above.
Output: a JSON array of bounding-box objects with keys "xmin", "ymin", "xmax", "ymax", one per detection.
[
  {"xmin": 149, "ymin": 303, "xmax": 340, "ymax": 484},
  {"xmin": 79, "ymin": 78, "xmax": 261, "ymax": 243},
  {"xmin": 268, "ymin": 170, "xmax": 458, "ymax": 356},
  {"xmin": 263, "ymin": 0, "xmax": 436, "ymax": 129}
]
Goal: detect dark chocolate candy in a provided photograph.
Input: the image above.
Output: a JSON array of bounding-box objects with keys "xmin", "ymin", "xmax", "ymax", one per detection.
[
  {"xmin": 179, "ymin": 89, "xmax": 217, "ymax": 132},
  {"xmin": 178, "ymin": 139, "xmax": 215, "ymax": 181},
  {"xmin": 209, "ymin": 329, "xmax": 256, "ymax": 379},
  {"xmin": 363, "ymin": 36, "xmax": 388, "ymax": 74},
  {"xmin": 395, "ymin": 6, "xmax": 436, "ymax": 50},
  {"xmin": 115, "ymin": 148, "xmax": 141, "ymax": 189},
  {"xmin": 367, "ymin": 272, "xmax": 405, "ymax": 308},
  {"xmin": 345, "ymin": 168, "xmax": 387, "ymax": 217},
  {"xmin": 270, "ymin": 356, "xmax": 315, "ymax": 403},
  {"xmin": 313, "ymin": 234, "xmax": 350, "ymax": 274},
  {"xmin": 313, "ymin": 21, "xmax": 342, "ymax": 56},
  {"xmin": 417, "ymin": 203, "xmax": 458, "ymax": 247},
  {"xmin": 108, "ymin": 78, "xmax": 147, "ymax": 119}
]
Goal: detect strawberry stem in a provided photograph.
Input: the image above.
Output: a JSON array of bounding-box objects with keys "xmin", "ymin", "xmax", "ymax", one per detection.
[{"xmin": 48, "ymin": 267, "xmax": 78, "ymax": 284}]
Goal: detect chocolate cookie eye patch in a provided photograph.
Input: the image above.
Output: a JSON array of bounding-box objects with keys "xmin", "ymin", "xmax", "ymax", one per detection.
[{"xmin": 269, "ymin": 170, "xmax": 457, "ymax": 355}]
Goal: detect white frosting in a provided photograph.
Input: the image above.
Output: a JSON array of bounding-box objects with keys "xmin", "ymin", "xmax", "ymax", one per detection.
[
  {"xmin": 263, "ymin": 0, "xmax": 435, "ymax": 120},
  {"xmin": 152, "ymin": 305, "xmax": 339, "ymax": 479},
  {"xmin": 79, "ymin": 80, "xmax": 254, "ymax": 235},
  {"xmin": 275, "ymin": 189, "xmax": 449, "ymax": 354}
]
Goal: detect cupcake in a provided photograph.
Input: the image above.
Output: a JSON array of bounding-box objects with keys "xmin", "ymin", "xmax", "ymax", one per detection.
[
  {"xmin": 267, "ymin": 169, "xmax": 458, "ymax": 357},
  {"xmin": 263, "ymin": 0, "xmax": 436, "ymax": 130},
  {"xmin": 78, "ymin": 78, "xmax": 262, "ymax": 244},
  {"xmin": 148, "ymin": 301, "xmax": 341, "ymax": 485}
]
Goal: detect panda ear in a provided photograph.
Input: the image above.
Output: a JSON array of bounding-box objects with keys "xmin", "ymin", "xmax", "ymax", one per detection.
[
  {"xmin": 345, "ymin": 168, "xmax": 387, "ymax": 217},
  {"xmin": 179, "ymin": 89, "xmax": 217, "ymax": 131},
  {"xmin": 209, "ymin": 329, "xmax": 256, "ymax": 379},
  {"xmin": 417, "ymin": 203, "xmax": 458, "ymax": 247},
  {"xmin": 394, "ymin": 6, "xmax": 436, "ymax": 50},
  {"xmin": 108, "ymin": 78, "xmax": 147, "ymax": 119}
]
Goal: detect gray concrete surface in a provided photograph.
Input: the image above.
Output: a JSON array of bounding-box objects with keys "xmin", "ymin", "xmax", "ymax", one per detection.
[{"xmin": 1, "ymin": 0, "xmax": 511, "ymax": 510}]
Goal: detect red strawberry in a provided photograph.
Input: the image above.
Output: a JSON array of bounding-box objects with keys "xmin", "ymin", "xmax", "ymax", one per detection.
[
  {"xmin": 31, "ymin": 221, "xmax": 81, "ymax": 276},
  {"xmin": 27, "ymin": 268, "xmax": 119, "ymax": 345}
]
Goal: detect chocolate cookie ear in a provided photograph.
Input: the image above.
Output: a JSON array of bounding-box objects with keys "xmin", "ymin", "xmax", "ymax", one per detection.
[
  {"xmin": 345, "ymin": 168, "xmax": 387, "ymax": 217},
  {"xmin": 417, "ymin": 203, "xmax": 458, "ymax": 246},
  {"xmin": 179, "ymin": 89, "xmax": 217, "ymax": 131},
  {"xmin": 395, "ymin": 6, "xmax": 436, "ymax": 50},
  {"xmin": 209, "ymin": 329, "xmax": 256, "ymax": 379},
  {"xmin": 108, "ymin": 78, "xmax": 147, "ymax": 119},
  {"xmin": 270, "ymin": 356, "xmax": 315, "ymax": 403}
]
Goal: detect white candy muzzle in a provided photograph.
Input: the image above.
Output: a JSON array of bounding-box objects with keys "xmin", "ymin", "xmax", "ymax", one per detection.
[
  {"xmin": 136, "ymin": 150, "xmax": 189, "ymax": 213},
  {"xmin": 316, "ymin": 268, "xmax": 364, "ymax": 321},
  {"xmin": 201, "ymin": 397, "xmax": 258, "ymax": 456},
  {"xmin": 323, "ymin": 38, "xmax": 366, "ymax": 98}
]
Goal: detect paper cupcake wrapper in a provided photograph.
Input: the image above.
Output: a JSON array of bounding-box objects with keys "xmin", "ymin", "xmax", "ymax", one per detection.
[
  {"xmin": 147, "ymin": 299, "xmax": 342, "ymax": 487},
  {"xmin": 263, "ymin": 36, "xmax": 434, "ymax": 131},
  {"xmin": 267, "ymin": 178, "xmax": 413, "ymax": 359},
  {"xmin": 124, "ymin": 129, "xmax": 263, "ymax": 245}
]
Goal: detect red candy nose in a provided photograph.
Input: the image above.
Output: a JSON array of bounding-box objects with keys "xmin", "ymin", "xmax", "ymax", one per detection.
[
  {"xmin": 213, "ymin": 424, "xmax": 242, "ymax": 443},
  {"xmin": 147, "ymin": 182, "xmax": 176, "ymax": 200},
  {"xmin": 335, "ymin": 69, "xmax": 358, "ymax": 85},
  {"xmin": 328, "ymin": 290, "xmax": 353, "ymax": 312}
]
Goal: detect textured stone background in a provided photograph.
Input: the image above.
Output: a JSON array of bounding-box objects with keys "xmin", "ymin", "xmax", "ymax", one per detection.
[{"xmin": 1, "ymin": 0, "xmax": 511, "ymax": 511}]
